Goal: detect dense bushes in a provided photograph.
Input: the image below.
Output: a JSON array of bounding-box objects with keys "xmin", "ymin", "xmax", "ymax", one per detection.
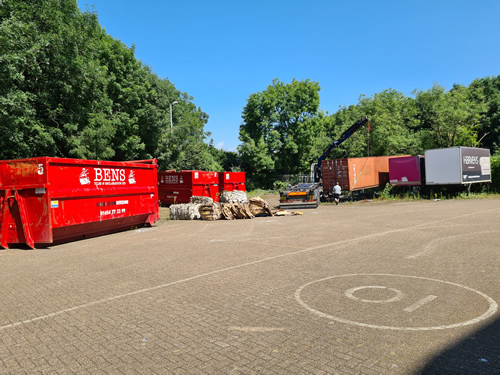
[{"xmin": 491, "ymin": 155, "xmax": 500, "ymax": 192}]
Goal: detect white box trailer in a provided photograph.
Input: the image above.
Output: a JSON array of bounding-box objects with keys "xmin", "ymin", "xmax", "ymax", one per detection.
[{"xmin": 425, "ymin": 147, "xmax": 491, "ymax": 185}]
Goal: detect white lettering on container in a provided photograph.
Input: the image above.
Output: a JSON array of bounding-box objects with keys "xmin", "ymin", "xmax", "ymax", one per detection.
[
  {"xmin": 94, "ymin": 168, "xmax": 127, "ymax": 184},
  {"xmin": 463, "ymin": 156, "xmax": 479, "ymax": 165}
]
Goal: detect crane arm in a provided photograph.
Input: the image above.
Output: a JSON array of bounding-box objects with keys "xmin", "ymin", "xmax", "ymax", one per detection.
[{"xmin": 313, "ymin": 116, "xmax": 369, "ymax": 182}]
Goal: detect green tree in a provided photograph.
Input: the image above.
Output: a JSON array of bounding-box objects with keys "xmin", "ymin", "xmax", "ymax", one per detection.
[
  {"xmin": 491, "ymin": 154, "xmax": 500, "ymax": 191},
  {"xmin": 0, "ymin": 0, "xmax": 215, "ymax": 169},
  {"xmin": 414, "ymin": 84, "xmax": 488, "ymax": 149},
  {"xmin": 156, "ymin": 96, "xmax": 220, "ymax": 171},
  {"xmin": 356, "ymin": 89, "xmax": 421, "ymax": 156},
  {"xmin": 238, "ymin": 78, "xmax": 322, "ymax": 186},
  {"xmin": 209, "ymin": 146, "xmax": 241, "ymax": 172},
  {"xmin": 470, "ymin": 76, "xmax": 500, "ymax": 154},
  {"xmin": 0, "ymin": 0, "xmax": 105, "ymax": 159}
]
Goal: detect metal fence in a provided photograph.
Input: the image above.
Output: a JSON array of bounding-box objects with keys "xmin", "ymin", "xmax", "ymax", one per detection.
[{"xmin": 278, "ymin": 174, "xmax": 313, "ymax": 184}]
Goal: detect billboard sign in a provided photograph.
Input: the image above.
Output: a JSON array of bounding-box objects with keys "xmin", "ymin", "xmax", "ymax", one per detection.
[{"xmin": 461, "ymin": 148, "xmax": 491, "ymax": 183}]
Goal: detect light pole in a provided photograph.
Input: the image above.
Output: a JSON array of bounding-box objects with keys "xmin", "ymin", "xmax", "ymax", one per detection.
[{"xmin": 169, "ymin": 101, "xmax": 178, "ymax": 131}]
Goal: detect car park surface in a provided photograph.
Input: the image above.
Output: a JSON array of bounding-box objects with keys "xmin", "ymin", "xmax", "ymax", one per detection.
[{"xmin": 0, "ymin": 197, "xmax": 499, "ymax": 374}]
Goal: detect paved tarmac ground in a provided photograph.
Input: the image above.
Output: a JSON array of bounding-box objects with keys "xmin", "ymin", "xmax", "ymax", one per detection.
[{"xmin": 0, "ymin": 198, "xmax": 499, "ymax": 375}]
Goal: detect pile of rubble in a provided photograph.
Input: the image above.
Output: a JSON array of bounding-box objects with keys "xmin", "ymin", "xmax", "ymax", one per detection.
[{"xmin": 169, "ymin": 192, "xmax": 273, "ymax": 221}]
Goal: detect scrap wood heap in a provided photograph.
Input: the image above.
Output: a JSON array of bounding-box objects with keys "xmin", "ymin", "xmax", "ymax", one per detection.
[
  {"xmin": 169, "ymin": 193, "xmax": 274, "ymax": 221},
  {"xmin": 220, "ymin": 202, "xmax": 254, "ymax": 220}
]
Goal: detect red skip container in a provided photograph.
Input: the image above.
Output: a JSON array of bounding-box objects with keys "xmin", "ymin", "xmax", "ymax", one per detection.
[
  {"xmin": 0, "ymin": 157, "xmax": 159, "ymax": 249},
  {"xmin": 158, "ymin": 170, "xmax": 219, "ymax": 205},
  {"xmin": 219, "ymin": 172, "xmax": 246, "ymax": 193}
]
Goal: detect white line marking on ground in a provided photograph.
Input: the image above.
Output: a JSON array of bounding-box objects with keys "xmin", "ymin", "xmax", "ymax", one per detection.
[
  {"xmin": 344, "ymin": 286, "xmax": 404, "ymax": 303},
  {"xmin": 187, "ymin": 223, "xmax": 210, "ymax": 238},
  {"xmin": 228, "ymin": 326, "xmax": 285, "ymax": 332},
  {"xmin": 403, "ymin": 295, "xmax": 437, "ymax": 313},
  {"xmin": 1, "ymin": 207, "xmax": 498, "ymax": 331},
  {"xmin": 295, "ymin": 274, "xmax": 498, "ymax": 331},
  {"xmin": 407, "ymin": 230, "xmax": 500, "ymax": 259},
  {"xmin": 230, "ymin": 239, "xmax": 304, "ymax": 250}
]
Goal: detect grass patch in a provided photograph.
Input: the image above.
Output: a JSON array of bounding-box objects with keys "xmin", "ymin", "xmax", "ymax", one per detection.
[{"xmin": 246, "ymin": 189, "xmax": 278, "ymax": 198}]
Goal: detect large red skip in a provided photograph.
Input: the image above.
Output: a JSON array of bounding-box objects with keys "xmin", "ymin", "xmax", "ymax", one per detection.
[{"xmin": 0, "ymin": 157, "xmax": 159, "ymax": 249}]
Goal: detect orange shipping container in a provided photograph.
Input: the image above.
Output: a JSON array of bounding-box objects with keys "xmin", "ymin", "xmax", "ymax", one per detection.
[{"xmin": 322, "ymin": 156, "xmax": 409, "ymax": 193}]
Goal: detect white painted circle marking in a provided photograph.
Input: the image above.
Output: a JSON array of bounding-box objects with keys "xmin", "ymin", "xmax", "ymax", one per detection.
[
  {"xmin": 344, "ymin": 286, "xmax": 404, "ymax": 303},
  {"xmin": 295, "ymin": 274, "xmax": 498, "ymax": 331}
]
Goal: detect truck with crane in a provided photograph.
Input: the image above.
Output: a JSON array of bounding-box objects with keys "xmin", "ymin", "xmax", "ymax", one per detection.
[{"xmin": 278, "ymin": 117, "xmax": 369, "ymax": 208}]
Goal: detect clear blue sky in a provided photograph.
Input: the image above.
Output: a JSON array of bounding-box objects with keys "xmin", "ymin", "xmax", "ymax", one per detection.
[{"xmin": 79, "ymin": 0, "xmax": 500, "ymax": 151}]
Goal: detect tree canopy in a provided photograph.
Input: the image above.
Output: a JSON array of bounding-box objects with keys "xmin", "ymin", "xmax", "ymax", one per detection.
[
  {"xmin": 0, "ymin": 0, "xmax": 220, "ymax": 171},
  {"xmin": 238, "ymin": 78, "xmax": 324, "ymax": 186}
]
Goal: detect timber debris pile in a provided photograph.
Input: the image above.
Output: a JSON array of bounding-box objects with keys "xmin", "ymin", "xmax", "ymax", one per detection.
[{"xmin": 169, "ymin": 193, "xmax": 273, "ymax": 221}]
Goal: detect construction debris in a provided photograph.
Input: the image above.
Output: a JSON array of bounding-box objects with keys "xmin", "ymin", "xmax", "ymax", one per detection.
[
  {"xmin": 220, "ymin": 190, "xmax": 248, "ymax": 204},
  {"xmin": 220, "ymin": 202, "xmax": 254, "ymax": 220},
  {"xmin": 219, "ymin": 203, "xmax": 234, "ymax": 220},
  {"xmin": 169, "ymin": 194, "xmax": 275, "ymax": 221}
]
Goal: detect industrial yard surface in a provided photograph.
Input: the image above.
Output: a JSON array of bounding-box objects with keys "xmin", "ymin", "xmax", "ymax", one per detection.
[{"xmin": 1, "ymin": 198, "xmax": 499, "ymax": 374}]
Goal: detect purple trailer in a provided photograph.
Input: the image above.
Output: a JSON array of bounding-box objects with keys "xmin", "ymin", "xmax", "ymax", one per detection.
[{"xmin": 389, "ymin": 156, "xmax": 425, "ymax": 186}]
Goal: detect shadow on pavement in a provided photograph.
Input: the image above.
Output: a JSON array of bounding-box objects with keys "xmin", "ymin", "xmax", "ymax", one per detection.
[{"xmin": 418, "ymin": 316, "xmax": 500, "ymax": 374}]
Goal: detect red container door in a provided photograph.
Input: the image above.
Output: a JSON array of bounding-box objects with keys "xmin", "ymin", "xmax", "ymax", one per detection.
[
  {"xmin": 322, "ymin": 159, "xmax": 349, "ymax": 193},
  {"xmin": 0, "ymin": 188, "xmax": 51, "ymax": 248},
  {"xmin": 1, "ymin": 158, "xmax": 53, "ymax": 247},
  {"xmin": 209, "ymin": 184, "xmax": 220, "ymax": 202}
]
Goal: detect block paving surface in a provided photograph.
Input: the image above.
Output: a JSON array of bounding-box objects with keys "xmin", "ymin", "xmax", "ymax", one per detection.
[{"xmin": 0, "ymin": 198, "xmax": 499, "ymax": 374}]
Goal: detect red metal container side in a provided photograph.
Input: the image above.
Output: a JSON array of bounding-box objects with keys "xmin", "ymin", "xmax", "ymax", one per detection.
[
  {"xmin": 219, "ymin": 172, "xmax": 246, "ymax": 192},
  {"xmin": 389, "ymin": 156, "xmax": 425, "ymax": 186},
  {"xmin": 158, "ymin": 170, "xmax": 220, "ymax": 205},
  {"xmin": 0, "ymin": 157, "xmax": 159, "ymax": 249},
  {"xmin": 322, "ymin": 155, "xmax": 409, "ymax": 192}
]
